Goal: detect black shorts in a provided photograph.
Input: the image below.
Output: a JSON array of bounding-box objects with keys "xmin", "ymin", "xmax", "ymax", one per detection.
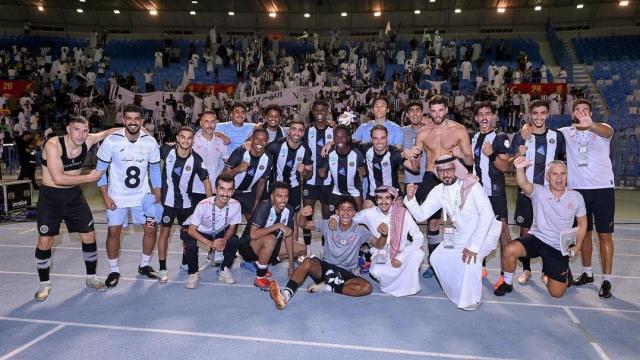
[
  {"xmin": 415, "ymin": 171, "xmax": 441, "ymax": 220},
  {"xmin": 288, "ymin": 185, "xmax": 303, "ymax": 212},
  {"xmin": 489, "ymin": 196, "xmax": 508, "ymax": 221},
  {"xmin": 575, "ymin": 188, "xmax": 615, "ymax": 233},
  {"xmin": 310, "ymin": 259, "xmax": 359, "ymax": 294},
  {"xmin": 37, "ymin": 185, "xmax": 94, "ymax": 236},
  {"xmin": 517, "ymin": 234, "xmax": 569, "ymax": 283},
  {"xmin": 238, "ymin": 233, "xmax": 283, "ymax": 266},
  {"xmin": 233, "ymin": 189, "xmax": 258, "ymax": 216},
  {"xmin": 161, "ymin": 205, "xmax": 194, "ymax": 228},
  {"xmin": 514, "ymin": 192, "xmax": 533, "ymax": 228},
  {"xmin": 303, "ymin": 184, "xmax": 333, "ymax": 202}
]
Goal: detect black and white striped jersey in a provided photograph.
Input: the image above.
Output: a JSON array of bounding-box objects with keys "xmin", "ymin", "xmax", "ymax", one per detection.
[
  {"xmin": 510, "ymin": 130, "xmax": 566, "ymax": 186},
  {"xmin": 251, "ymin": 199, "xmax": 295, "ymax": 240},
  {"xmin": 472, "ymin": 131, "xmax": 512, "ymax": 197},
  {"xmin": 160, "ymin": 145, "xmax": 209, "ymax": 209},
  {"xmin": 325, "ymin": 148, "xmax": 365, "ymax": 197},
  {"xmin": 225, "ymin": 147, "xmax": 273, "ymax": 192},
  {"xmin": 266, "ymin": 138, "xmax": 313, "ymax": 188},
  {"xmin": 303, "ymin": 126, "xmax": 334, "ymax": 186},
  {"xmin": 361, "ymin": 144, "xmax": 403, "ymax": 197}
]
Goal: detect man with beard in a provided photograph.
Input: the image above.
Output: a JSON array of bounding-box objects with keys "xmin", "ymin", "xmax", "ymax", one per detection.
[
  {"xmin": 34, "ymin": 116, "xmax": 118, "ymax": 301},
  {"xmin": 259, "ymin": 104, "xmax": 288, "ymax": 143},
  {"xmin": 470, "ymin": 102, "xmax": 512, "ymax": 286},
  {"xmin": 96, "ymin": 104, "xmax": 162, "ymax": 288},
  {"xmin": 265, "ymin": 119, "xmax": 313, "ymax": 212},
  {"xmin": 404, "ymin": 155, "xmax": 500, "ymax": 310},
  {"xmin": 410, "ymin": 95, "xmax": 474, "ymax": 276},
  {"xmin": 495, "ymin": 157, "xmax": 586, "ymax": 298},
  {"xmin": 216, "ymin": 103, "xmax": 255, "ymax": 152},
  {"xmin": 302, "ymin": 100, "xmax": 334, "ymax": 247},
  {"xmin": 268, "ymin": 197, "xmax": 379, "ymax": 310},
  {"xmin": 156, "ymin": 127, "xmax": 212, "ymax": 283},
  {"xmin": 222, "ymin": 128, "xmax": 272, "ymax": 221},
  {"xmin": 509, "ymin": 100, "xmax": 566, "ymax": 284},
  {"xmin": 192, "ymin": 111, "xmax": 229, "ymax": 203}
]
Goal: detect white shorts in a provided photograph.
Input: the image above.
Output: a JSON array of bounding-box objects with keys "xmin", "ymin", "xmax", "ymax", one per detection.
[{"xmin": 107, "ymin": 206, "xmax": 146, "ymax": 227}]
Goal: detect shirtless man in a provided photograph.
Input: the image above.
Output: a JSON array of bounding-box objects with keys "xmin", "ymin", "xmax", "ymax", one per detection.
[{"xmin": 409, "ymin": 95, "xmax": 474, "ymax": 277}]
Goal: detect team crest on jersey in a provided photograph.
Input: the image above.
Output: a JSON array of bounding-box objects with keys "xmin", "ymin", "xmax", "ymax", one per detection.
[
  {"xmin": 39, "ymin": 225, "xmax": 49, "ymax": 233},
  {"xmin": 349, "ymin": 162, "xmax": 355, "ymax": 167},
  {"xmin": 549, "ymin": 138, "xmax": 556, "ymax": 144},
  {"xmin": 303, "ymin": 189, "xmax": 309, "ymax": 196},
  {"xmin": 567, "ymin": 202, "xmax": 575, "ymax": 209},
  {"xmin": 259, "ymin": 165, "xmax": 265, "ymax": 170},
  {"xmin": 382, "ymin": 162, "xmax": 389, "ymax": 166},
  {"xmin": 296, "ymin": 157, "xmax": 302, "ymax": 162},
  {"xmin": 516, "ymin": 216, "xmax": 524, "ymax": 223},
  {"xmin": 162, "ymin": 216, "xmax": 171, "ymax": 223},
  {"xmin": 186, "ymin": 166, "xmax": 192, "ymax": 171},
  {"xmin": 327, "ymin": 134, "xmax": 332, "ymax": 140}
]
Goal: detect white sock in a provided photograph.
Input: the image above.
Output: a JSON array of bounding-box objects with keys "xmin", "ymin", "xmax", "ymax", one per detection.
[
  {"xmin": 503, "ymin": 272, "xmax": 514, "ymax": 285},
  {"xmin": 108, "ymin": 258, "xmax": 120, "ymax": 273},
  {"xmin": 583, "ymin": 266, "xmax": 593, "ymax": 277},
  {"xmin": 140, "ymin": 254, "xmax": 151, "ymax": 267},
  {"xmin": 602, "ymin": 274, "xmax": 612, "ymax": 282}
]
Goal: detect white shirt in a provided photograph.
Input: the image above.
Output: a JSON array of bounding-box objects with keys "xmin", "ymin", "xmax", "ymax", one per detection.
[
  {"xmin": 192, "ymin": 130, "xmax": 229, "ymax": 194},
  {"xmin": 186, "ymin": 197, "xmax": 242, "ymax": 234},
  {"xmin": 559, "ymin": 126, "xmax": 615, "ymax": 189}
]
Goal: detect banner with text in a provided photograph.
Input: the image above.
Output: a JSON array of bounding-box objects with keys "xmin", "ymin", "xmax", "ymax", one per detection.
[
  {"xmin": 0, "ymin": 80, "xmax": 32, "ymax": 98},
  {"xmin": 241, "ymin": 86, "xmax": 322, "ymax": 106},
  {"xmin": 187, "ymin": 83, "xmax": 236, "ymax": 96},
  {"xmin": 111, "ymin": 86, "xmax": 203, "ymax": 116},
  {"xmin": 506, "ymin": 83, "xmax": 567, "ymax": 96}
]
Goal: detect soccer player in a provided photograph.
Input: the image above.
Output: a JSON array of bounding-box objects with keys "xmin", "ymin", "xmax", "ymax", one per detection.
[
  {"xmin": 260, "ymin": 104, "xmax": 288, "ymax": 143},
  {"xmin": 181, "ymin": 174, "xmax": 243, "ymax": 288},
  {"xmin": 238, "ymin": 181, "xmax": 307, "ymax": 290},
  {"xmin": 156, "ymin": 127, "xmax": 212, "ymax": 283},
  {"xmin": 34, "ymin": 116, "xmax": 117, "ymax": 301},
  {"xmin": 96, "ymin": 104, "xmax": 162, "ymax": 288},
  {"xmin": 269, "ymin": 197, "xmax": 381, "ymax": 310},
  {"xmin": 222, "ymin": 128, "xmax": 272, "ymax": 221}
]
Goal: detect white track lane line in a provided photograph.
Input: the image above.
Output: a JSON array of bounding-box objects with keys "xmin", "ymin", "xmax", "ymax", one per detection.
[
  {"xmin": 562, "ymin": 307, "xmax": 612, "ymax": 360},
  {"xmin": 0, "ymin": 324, "xmax": 65, "ymax": 360}
]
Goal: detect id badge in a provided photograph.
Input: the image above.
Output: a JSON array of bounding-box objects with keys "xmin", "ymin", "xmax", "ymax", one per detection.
[
  {"xmin": 375, "ymin": 245, "xmax": 389, "ymax": 264},
  {"xmin": 578, "ymin": 145, "xmax": 588, "ymax": 167},
  {"xmin": 443, "ymin": 225, "xmax": 455, "ymax": 249}
]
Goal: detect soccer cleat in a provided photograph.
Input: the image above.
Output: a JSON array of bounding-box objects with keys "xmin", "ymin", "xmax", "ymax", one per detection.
[
  {"xmin": 307, "ymin": 282, "xmax": 329, "ymax": 293},
  {"xmin": 105, "ymin": 272, "xmax": 121, "ymax": 288},
  {"xmin": 34, "ymin": 283, "xmax": 51, "ymax": 302},
  {"xmin": 493, "ymin": 275, "xmax": 505, "ymax": 290},
  {"xmin": 493, "ymin": 282, "xmax": 513, "ymax": 296},
  {"xmin": 517, "ymin": 270, "xmax": 532, "ymax": 285},
  {"xmin": 254, "ymin": 277, "xmax": 271, "ymax": 291},
  {"xmin": 138, "ymin": 265, "xmax": 158, "ymax": 279},
  {"xmin": 217, "ymin": 268, "xmax": 236, "ymax": 284},
  {"xmin": 86, "ymin": 276, "xmax": 107, "ymax": 292},
  {"xmin": 269, "ymin": 281, "xmax": 288, "ymax": 310},
  {"xmin": 599, "ymin": 280, "xmax": 612, "ymax": 298},
  {"xmin": 423, "ymin": 266, "xmax": 435, "ymax": 278},
  {"xmin": 185, "ymin": 273, "xmax": 200, "ymax": 289},
  {"xmin": 481, "ymin": 267, "xmax": 488, "ymax": 279},
  {"xmin": 573, "ymin": 272, "xmax": 594, "ymax": 286},
  {"xmin": 158, "ymin": 270, "xmax": 169, "ymax": 283}
]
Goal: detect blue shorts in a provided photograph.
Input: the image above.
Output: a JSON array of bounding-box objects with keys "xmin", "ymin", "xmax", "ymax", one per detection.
[{"xmin": 107, "ymin": 206, "xmax": 146, "ymax": 227}]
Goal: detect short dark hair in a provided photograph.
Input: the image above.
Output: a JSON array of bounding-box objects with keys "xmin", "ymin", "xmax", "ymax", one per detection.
[
  {"xmin": 215, "ymin": 173, "xmax": 235, "ymax": 188},
  {"xmin": 334, "ymin": 124, "xmax": 351, "ymax": 137},
  {"xmin": 252, "ymin": 127, "xmax": 268, "ymax": 138},
  {"xmin": 264, "ymin": 104, "xmax": 283, "ymax": 116},
  {"xmin": 528, "ymin": 100, "xmax": 549, "ymax": 112},
  {"xmin": 335, "ymin": 196, "xmax": 358, "ymax": 211},
  {"xmin": 270, "ymin": 181, "xmax": 289, "ymax": 193},
  {"xmin": 372, "ymin": 97, "xmax": 389, "ymax": 108},
  {"xmin": 123, "ymin": 104, "xmax": 144, "ymax": 115},
  {"xmin": 429, "ymin": 95, "xmax": 448, "ymax": 108},
  {"xmin": 199, "ymin": 110, "xmax": 217, "ymax": 121},
  {"xmin": 405, "ymin": 101, "xmax": 423, "ymax": 111},
  {"xmin": 231, "ymin": 103, "xmax": 246, "ymax": 111},
  {"xmin": 312, "ymin": 100, "xmax": 329, "ymax": 109},
  {"xmin": 474, "ymin": 101, "xmax": 495, "ymax": 115},
  {"xmin": 572, "ymin": 98, "xmax": 592, "ymax": 112},
  {"xmin": 288, "ymin": 119, "xmax": 305, "ymax": 129},
  {"xmin": 177, "ymin": 126, "xmax": 195, "ymax": 136},
  {"xmin": 370, "ymin": 124, "xmax": 388, "ymax": 137}
]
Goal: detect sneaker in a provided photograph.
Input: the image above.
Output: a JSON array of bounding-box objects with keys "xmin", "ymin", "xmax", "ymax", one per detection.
[
  {"xmin": 180, "ymin": 263, "xmax": 189, "ymax": 273},
  {"xmin": 481, "ymin": 267, "xmax": 488, "ymax": 279},
  {"xmin": 34, "ymin": 283, "xmax": 51, "ymax": 302},
  {"xmin": 254, "ymin": 277, "xmax": 270, "ymax": 291},
  {"xmin": 185, "ymin": 273, "xmax": 200, "ymax": 289},
  {"xmin": 86, "ymin": 276, "xmax": 107, "ymax": 292},
  {"xmin": 307, "ymin": 282, "xmax": 329, "ymax": 293},
  {"xmin": 573, "ymin": 272, "xmax": 594, "ymax": 286},
  {"xmin": 599, "ymin": 280, "xmax": 612, "ymax": 298},
  {"xmin": 517, "ymin": 270, "xmax": 532, "ymax": 285},
  {"xmin": 217, "ymin": 268, "xmax": 236, "ymax": 284},
  {"xmin": 493, "ymin": 282, "xmax": 513, "ymax": 296},
  {"xmin": 269, "ymin": 281, "xmax": 288, "ymax": 310},
  {"xmin": 158, "ymin": 270, "xmax": 169, "ymax": 283},
  {"xmin": 493, "ymin": 275, "xmax": 505, "ymax": 290},
  {"xmin": 138, "ymin": 265, "xmax": 158, "ymax": 279},
  {"xmin": 422, "ymin": 266, "xmax": 434, "ymax": 278},
  {"xmin": 105, "ymin": 272, "xmax": 121, "ymax": 288}
]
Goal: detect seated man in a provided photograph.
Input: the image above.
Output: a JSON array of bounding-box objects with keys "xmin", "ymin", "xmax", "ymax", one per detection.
[
  {"xmin": 269, "ymin": 197, "xmax": 382, "ymax": 310},
  {"xmin": 181, "ymin": 174, "xmax": 242, "ymax": 289},
  {"xmin": 332, "ymin": 186, "xmax": 425, "ymax": 297},
  {"xmin": 404, "ymin": 155, "xmax": 501, "ymax": 310},
  {"xmin": 239, "ymin": 181, "xmax": 307, "ymax": 290},
  {"xmin": 495, "ymin": 157, "xmax": 586, "ymax": 298}
]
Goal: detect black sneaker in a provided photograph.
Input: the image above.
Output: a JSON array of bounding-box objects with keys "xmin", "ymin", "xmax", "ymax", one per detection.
[
  {"xmin": 105, "ymin": 272, "xmax": 121, "ymax": 288},
  {"xmin": 599, "ymin": 280, "xmax": 612, "ymax": 298},
  {"xmin": 494, "ymin": 282, "xmax": 513, "ymax": 296},
  {"xmin": 138, "ymin": 265, "xmax": 158, "ymax": 279},
  {"xmin": 573, "ymin": 272, "xmax": 594, "ymax": 286}
]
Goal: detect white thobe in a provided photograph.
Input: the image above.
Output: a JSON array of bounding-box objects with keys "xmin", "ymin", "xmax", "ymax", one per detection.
[
  {"xmin": 354, "ymin": 207, "xmax": 425, "ymax": 297},
  {"xmin": 404, "ymin": 181, "xmax": 500, "ymax": 310}
]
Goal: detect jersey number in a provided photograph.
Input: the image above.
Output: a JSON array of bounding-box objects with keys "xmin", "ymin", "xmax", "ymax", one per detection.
[{"xmin": 125, "ymin": 166, "xmax": 141, "ymax": 188}]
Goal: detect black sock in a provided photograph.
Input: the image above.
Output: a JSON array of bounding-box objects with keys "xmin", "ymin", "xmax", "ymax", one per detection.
[
  {"xmin": 159, "ymin": 259, "xmax": 167, "ymax": 271},
  {"xmin": 256, "ymin": 266, "xmax": 268, "ymax": 277},
  {"xmin": 321, "ymin": 235, "xmax": 325, "ymax": 247},
  {"xmin": 303, "ymin": 228, "xmax": 312, "ymax": 246},
  {"xmin": 35, "ymin": 247, "xmax": 52, "ymax": 282},
  {"xmin": 81, "ymin": 242, "xmax": 98, "ymax": 275},
  {"xmin": 482, "ymin": 258, "xmax": 486, "ymax": 267},
  {"xmin": 285, "ymin": 279, "xmax": 300, "ymax": 294},
  {"xmin": 181, "ymin": 251, "xmax": 187, "ymax": 265}
]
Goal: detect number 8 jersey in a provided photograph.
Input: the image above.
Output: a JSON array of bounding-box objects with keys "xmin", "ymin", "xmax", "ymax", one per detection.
[{"xmin": 97, "ymin": 129, "xmax": 161, "ymax": 208}]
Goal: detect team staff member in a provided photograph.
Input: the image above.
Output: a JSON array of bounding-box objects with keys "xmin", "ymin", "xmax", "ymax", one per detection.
[
  {"xmin": 192, "ymin": 110, "xmax": 229, "ymax": 203},
  {"xmin": 156, "ymin": 127, "xmax": 212, "ymax": 283},
  {"xmin": 34, "ymin": 116, "xmax": 118, "ymax": 301}
]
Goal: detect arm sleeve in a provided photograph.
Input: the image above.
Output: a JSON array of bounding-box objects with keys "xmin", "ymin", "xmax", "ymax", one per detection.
[
  {"xmin": 493, "ymin": 134, "xmax": 511, "ymax": 155},
  {"xmin": 556, "ymin": 131, "xmax": 567, "ymax": 161},
  {"xmin": 466, "ymin": 184, "xmax": 499, "ymax": 253},
  {"xmin": 250, "ymin": 202, "xmax": 268, "ymax": 228},
  {"xmin": 194, "ymin": 155, "xmax": 209, "ymax": 181},
  {"xmin": 509, "ymin": 133, "xmax": 524, "ymax": 154},
  {"xmin": 575, "ymin": 192, "xmax": 587, "ymax": 217},
  {"xmin": 96, "ymin": 159, "xmax": 110, "ymax": 187},
  {"xmin": 188, "ymin": 203, "xmax": 205, "ymax": 227},
  {"xmin": 95, "ymin": 137, "xmax": 112, "ymax": 163},
  {"xmin": 403, "ymin": 188, "xmax": 443, "ymax": 222},
  {"xmin": 303, "ymin": 144, "xmax": 313, "ymax": 165},
  {"xmin": 261, "ymin": 155, "xmax": 274, "ymax": 179},
  {"xmin": 149, "ymin": 162, "xmax": 161, "ymax": 188},
  {"xmin": 225, "ymin": 148, "xmax": 243, "ymax": 168},
  {"xmin": 229, "ymin": 202, "xmax": 243, "ymax": 225}
]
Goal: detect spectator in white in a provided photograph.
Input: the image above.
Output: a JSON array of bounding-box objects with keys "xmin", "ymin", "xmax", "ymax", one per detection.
[
  {"xmin": 187, "ymin": 59, "xmax": 196, "ymax": 80},
  {"xmin": 495, "ymin": 157, "xmax": 586, "ymax": 298},
  {"xmin": 540, "ymin": 63, "xmax": 548, "ymax": 83},
  {"xmin": 557, "ymin": 67, "xmax": 567, "ymax": 83},
  {"xmin": 85, "ymin": 69, "xmax": 96, "ymax": 87},
  {"xmin": 154, "ymin": 50, "xmax": 163, "ymax": 68},
  {"xmin": 460, "ymin": 59, "xmax": 472, "ymax": 81},
  {"xmin": 93, "ymin": 47, "xmax": 103, "ymax": 64}
]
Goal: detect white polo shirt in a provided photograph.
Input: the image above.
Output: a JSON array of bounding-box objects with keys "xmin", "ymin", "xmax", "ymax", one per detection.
[
  {"xmin": 192, "ymin": 130, "xmax": 229, "ymax": 194},
  {"xmin": 559, "ymin": 126, "xmax": 614, "ymax": 189}
]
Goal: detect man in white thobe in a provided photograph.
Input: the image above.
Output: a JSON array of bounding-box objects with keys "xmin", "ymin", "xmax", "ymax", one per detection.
[{"xmin": 404, "ymin": 155, "xmax": 500, "ymax": 310}]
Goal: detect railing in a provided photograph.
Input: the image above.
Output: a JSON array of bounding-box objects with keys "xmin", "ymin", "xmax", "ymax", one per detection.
[{"xmin": 547, "ymin": 22, "xmax": 574, "ymax": 83}]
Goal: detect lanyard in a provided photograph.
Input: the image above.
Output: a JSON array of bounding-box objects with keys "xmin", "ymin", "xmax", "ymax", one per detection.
[{"xmin": 211, "ymin": 197, "xmax": 229, "ymax": 236}]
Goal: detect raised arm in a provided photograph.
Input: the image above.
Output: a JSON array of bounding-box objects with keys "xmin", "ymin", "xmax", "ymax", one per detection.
[{"xmin": 513, "ymin": 156, "xmax": 534, "ymax": 196}]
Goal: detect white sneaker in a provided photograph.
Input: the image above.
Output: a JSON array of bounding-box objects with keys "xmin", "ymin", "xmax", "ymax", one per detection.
[
  {"xmin": 517, "ymin": 270, "xmax": 532, "ymax": 285},
  {"xmin": 86, "ymin": 276, "xmax": 107, "ymax": 291},
  {"xmin": 158, "ymin": 270, "xmax": 169, "ymax": 283},
  {"xmin": 307, "ymin": 282, "xmax": 329, "ymax": 293},
  {"xmin": 217, "ymin": 268, "xmax": 236, "ymax": 284},
  {"xmin": 35, "ymin": 283, "xmax": 51, "ymax": 302},
  {"xmin": 185, "ymin": 273, "xmax": 200, "ymax": 289}
]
